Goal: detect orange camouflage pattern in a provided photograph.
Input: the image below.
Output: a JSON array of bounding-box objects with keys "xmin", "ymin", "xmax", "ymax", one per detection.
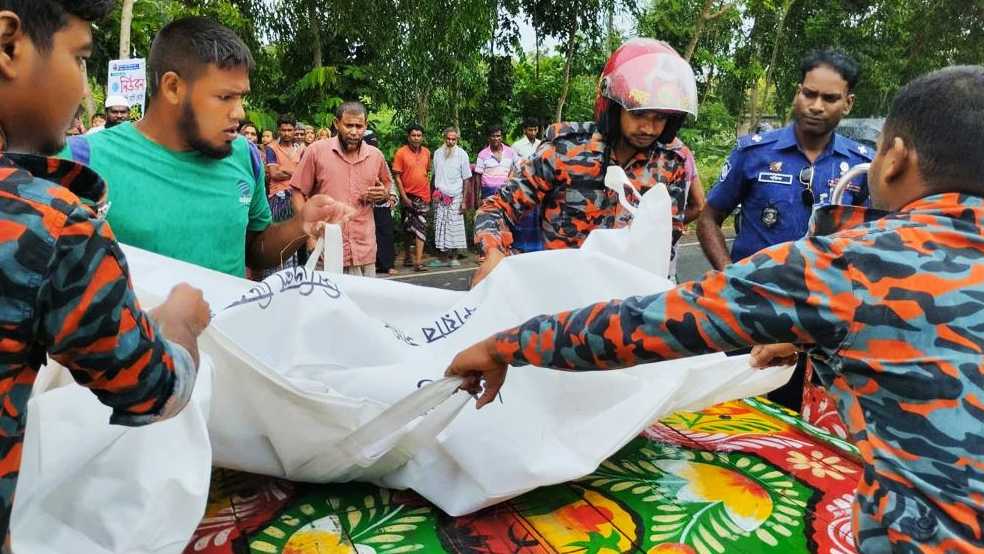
[
  {"xmin": 492, "ymin": 196, "xmax": 984, "ymax": 553},
  {"xmin": 0, "ymin": 142, "xmax": 196, "ymax": 540},
  {"xmin": 474, "ymin": 122, "xmax": 689, "ymax": 256}
]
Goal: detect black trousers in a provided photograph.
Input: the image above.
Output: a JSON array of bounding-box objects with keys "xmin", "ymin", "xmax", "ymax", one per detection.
[
  {"xmin": 767, "ymin": 354, "xmax": 807, "ymax": 412},
  {"xmin": 726, "ymin": 348, "xmax": 806, "ymax": 413},
  {"xmin": 374, "ymin": 206, "xmax": 396, "ymax": 272}
]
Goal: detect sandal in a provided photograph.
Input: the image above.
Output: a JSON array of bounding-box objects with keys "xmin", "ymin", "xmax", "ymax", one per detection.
[
  {"xmin": 402, "ymin": 259, "xmax": 414, "ymax": 267},
  {"xmin": 413, "ymin": 264, "xmax": 429, "ymax": 272}
]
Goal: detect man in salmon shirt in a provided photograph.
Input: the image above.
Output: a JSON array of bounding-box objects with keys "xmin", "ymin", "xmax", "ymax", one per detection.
[{"xmin": 291, "ymin": 101, "xmax": 392, "ymax": 277}]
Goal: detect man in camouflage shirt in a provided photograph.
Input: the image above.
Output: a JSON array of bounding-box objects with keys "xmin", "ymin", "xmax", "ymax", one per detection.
[
  {"xmin": 472, "ymin": 38, "xmax": 699, "ymax": 285},
  {"xmin": 448, "ymin": 66, "xmax": 984, "ymax": 553}
]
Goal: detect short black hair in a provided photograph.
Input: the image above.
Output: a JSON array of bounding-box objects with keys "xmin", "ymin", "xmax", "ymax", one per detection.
[
  {"xmin": 336, "ymin": 101, "xmax": 367, "ymax": 120},
  {"xmin": 277, "ymin": 114, "xmax": 296, "ymax": 128},
  {"xmin": 883, "ymin": 65, "xmax": 984, "ymax": 196},
  {"xmin": 92, "ymin": 112, "xmax": 106, "ymax": 119},
  {"xmin": 800, "ymin": 48, "xmax": 861, "ymax": 93},
  {"xmin": 0, "ymin": 0, "xmax": 112, "ymax": 51},
  {"xmin": 147, "ymin": 16, "xmax": 254, "ymax": 98},
  {"xmin": 487, "ymin": 123, "xmax": 503, "ymax": 136},
  {"xmin": 406, "ymin": 123, "xmax": 425, "ymax": 136},
  {"xmin": 523, "ymin": 117, "xmax": 540, "ymax": 129}
]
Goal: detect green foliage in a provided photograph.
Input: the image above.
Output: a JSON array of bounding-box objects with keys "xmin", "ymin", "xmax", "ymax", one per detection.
[
  {"xmin": 93, "ymin": 0, "xmax": 984, "ymax": 174},
  {"xmin": 679, "ymin": 98, "xmax": 737, "ymax": 168},
  {"xmin": 769, "ymin": 0, "xmax": 984, "ymax": 118},
  {"xmin": 88, "ymin": 77, "xmax": 106, "ymax": 118},
  {"xmin": 511, "ymin": 53, "xmax": 565, "ymax": 132},
  {"xmin": 244, "ymin": 108, "xmax": 277, "ymax": 133}
]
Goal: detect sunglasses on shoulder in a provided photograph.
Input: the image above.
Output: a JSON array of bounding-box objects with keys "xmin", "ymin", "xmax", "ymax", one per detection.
[{"xmin": 798, "ymin": 165, "xmax": 815, "ymax": 207}]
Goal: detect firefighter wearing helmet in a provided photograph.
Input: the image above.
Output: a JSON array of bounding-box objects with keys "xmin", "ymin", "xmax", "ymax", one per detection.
[{"xmin": 472, "ymin": 37, "xmax": 699, "ymax": 286}]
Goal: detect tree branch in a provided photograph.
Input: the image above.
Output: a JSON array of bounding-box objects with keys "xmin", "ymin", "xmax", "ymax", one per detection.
[{"xmin": 709, "ymin": 2, "xmax": 737, "ymax": 20}]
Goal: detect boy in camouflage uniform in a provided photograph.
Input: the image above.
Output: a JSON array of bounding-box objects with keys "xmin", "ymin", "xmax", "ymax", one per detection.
[{"xmin": 0, "ymin": 0, "xmax": 211, "ymax": 543}]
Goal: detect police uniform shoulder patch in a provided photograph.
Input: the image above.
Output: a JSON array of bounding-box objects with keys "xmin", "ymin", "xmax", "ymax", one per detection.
[{"xmin": 737, "ymin": 131, "xmax": 778, "ymax": 151}]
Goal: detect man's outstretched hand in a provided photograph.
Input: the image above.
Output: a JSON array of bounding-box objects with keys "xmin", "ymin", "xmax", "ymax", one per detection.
[
  {"xmin": 150, "ymin": 284, "xmax": 211, "ymax": 368},
  {"xmin": 445, "ymin": 337, "xmax": 509, "ymax": 409},
  {"xmin": 301, "ymin": 194, "xmax": 356, "ymax": 239},
  {"xmin": 750, "ymin": 343, "xmax": 800, "ymax": 369}
]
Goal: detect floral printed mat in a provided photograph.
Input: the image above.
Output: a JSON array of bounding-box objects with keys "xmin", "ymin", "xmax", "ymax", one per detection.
[{"xmin": 185, "ymin": 398, "xmax": 860, "ymax": 554}]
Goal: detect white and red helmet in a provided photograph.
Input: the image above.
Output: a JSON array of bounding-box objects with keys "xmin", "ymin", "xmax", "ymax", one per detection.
[{"xmin": 595, "ymin": 38, "xmax": 698, "ymax": 143}]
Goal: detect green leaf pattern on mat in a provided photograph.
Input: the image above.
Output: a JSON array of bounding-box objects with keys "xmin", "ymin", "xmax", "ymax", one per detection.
[{"xmin": 579, "ymin": 440, "xmax": 812, "ymax": 554}]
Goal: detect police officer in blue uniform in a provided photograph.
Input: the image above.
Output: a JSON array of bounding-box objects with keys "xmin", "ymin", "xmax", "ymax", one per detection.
[
  {"xmin": 698, "ymin": 48, "xmax": 873, "ymax": 270},
  {"xmin": 697, "ymin": 48, "xmax": 872, "ymax": 411}
]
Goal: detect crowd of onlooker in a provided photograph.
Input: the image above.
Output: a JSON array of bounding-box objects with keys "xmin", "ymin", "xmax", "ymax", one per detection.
[
  {"xmin": 233, "ymin": 111, "xmax": 548, "ymax": 277},
  {"xmin": 64, "ymin": 94, "xmax": 551, "ymax": 280}
]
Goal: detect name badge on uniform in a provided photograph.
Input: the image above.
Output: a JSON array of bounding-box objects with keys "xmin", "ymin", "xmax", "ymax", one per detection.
[{"xmin": 757, "ymin": 172, "xmax": 793, "ymax": 185}]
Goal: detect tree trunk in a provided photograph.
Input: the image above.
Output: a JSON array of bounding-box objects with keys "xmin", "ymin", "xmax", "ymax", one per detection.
[
  {"xmin": 747, "ymin": 81, "xmax": 759, "ymax": 132},
  {"xmin": 684, "ymin": 0, "xmax": 713, "ymax": 61},
  {"xmin": 452, "ymin": 100, "xmax": 460, "ymax": 129},
  {"xmin": 684, "ymin": 0, "xmax": 735, "ymax": 62},
  {"xmin": 118, "ymin": 0, "xmax": 135, "ymax": 59},
  {"xmin": 756, "ymin": 0, "xmax": 795, "ymax": 128},
  {"xmin": 81, "ymin": 60, "xmax": 96, "ymax": 120},
  {"xmin": 416, "ymin": 84, "xmax": 432, "ymax": 128},
  {"xmin": 555, "ymin": 12, "xmax": 579, "ymax": 122},
  {"xmin": 307, "ymin": 0, "xmax": 323, "ymax": 68},
  {"xmin": 605, "ymin": 2, "xmax": 615, "ymax": 56}
]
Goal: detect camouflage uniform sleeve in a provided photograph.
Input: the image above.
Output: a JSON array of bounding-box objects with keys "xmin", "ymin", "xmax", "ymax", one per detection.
[
  {"xmin": 491, "ymin": 236, "xmax": 858, "ymax": 369},
  {"xmin": 665, "ymin": 151, "xmax": 689, "ymax": 238},
  {"xmin": 35, "ymin": 204, "xmax": 196, "ymax": 426},
  {"xmin": 474, "ymin": 146, "xmax": 556, "ymax": 255}
]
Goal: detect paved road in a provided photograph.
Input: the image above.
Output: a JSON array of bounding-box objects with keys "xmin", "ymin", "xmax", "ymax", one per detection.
[{"xmin": 389, "ymin": 238, "xmax": 730, "ymax": 291}]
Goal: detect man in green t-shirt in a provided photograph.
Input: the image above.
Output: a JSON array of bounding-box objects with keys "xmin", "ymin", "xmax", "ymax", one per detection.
[{"xmin": 63, "ymin": 17, "xmax": 350, "ymax": 277}]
